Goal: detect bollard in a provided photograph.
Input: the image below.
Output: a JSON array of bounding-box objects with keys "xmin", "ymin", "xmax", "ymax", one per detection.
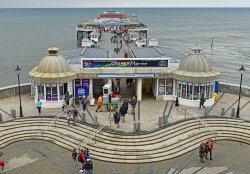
[
  {"xmin": 204, "ymin": 108, "xmax": 208, "ymax": 117},
  {"xmin": 94, "ymin": 116, "xmax": 97, "ymax": 126},
  {"xmin": 231, "ymin": 108, "xmax": 236, "ymax": 117},
  {"xmin": 0, "ymin": 113, "xmax": 2, "ymax": 122},
  {"xmin": 11, "ymin": 109, "xmax": 16, "ymax": 119},
  {"xmin": 81, "ymin": 111, "xmax": 86, "ymax": 122},
  {"xmin": 159, "ymin": 116, "xmax": 164, "ymax": 126},
  {"xmin": 221, "ymin": 107, "xmax": 225, "ymax": 116},
  {"xmin": 133, "ymin": 121, "xmax": 137, "ymax": 132},
  {"xmin": 137, "ymin": 122, "xmax": 141, "ymax": 132}
]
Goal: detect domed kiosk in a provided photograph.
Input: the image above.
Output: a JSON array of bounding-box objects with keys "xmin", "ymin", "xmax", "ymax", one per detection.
[
  {"xmin": 29, "ymin": 47, "xmax": 77, "ymax": 108},
  {"xmin": 173, "ymin": 44, "xmax": 220, "ymax": 107}
]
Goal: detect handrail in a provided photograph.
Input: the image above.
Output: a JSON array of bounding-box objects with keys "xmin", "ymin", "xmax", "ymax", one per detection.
[
  {"xmin": 78, "ymin": 116, "xmax": 111, "ymax": 149},
  {"xmin": 185, "ymin": 108, "xmax": 221, "ymax": 140},
  {"xmin": 38, "ymin": 105, "xmax": 69, "ymax": 135}
]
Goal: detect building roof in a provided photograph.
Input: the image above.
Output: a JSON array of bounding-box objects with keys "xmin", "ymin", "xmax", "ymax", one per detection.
[
  {"xmin": 29, "ymin": 47, "xmax": 77, "ymax": 84},
  {"xmin": 173, "ymin": 44, "xmax": 220, "ymax": 82},
  {"xmin": 61, "ymin": 47, "xmax": 109, "ymax": 64},
  {"xmin": 130, "ymin": 46, "xmax": 166, "ymax": 58}
]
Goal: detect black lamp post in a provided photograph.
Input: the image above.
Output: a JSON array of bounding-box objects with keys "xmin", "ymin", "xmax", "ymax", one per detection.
[
  {"xmin": 236, "ymin": 65, "xmax": 245, "ymax": 118},
  {"xmin": 15, "ymin": 65, "xmax": 23, "ymax": 117}
]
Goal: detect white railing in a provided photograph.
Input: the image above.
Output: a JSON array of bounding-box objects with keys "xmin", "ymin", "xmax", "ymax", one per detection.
[
  {"xmin": 38, "ymin": 105, "xmax": 69, "ymax": 135},
  {"xmin": 185, "ymin": 108, "xmax": 221, "ymax": 140},
  {"xmin": 78, "ymin": 117, "xmax": 111, "ymax": 149}
]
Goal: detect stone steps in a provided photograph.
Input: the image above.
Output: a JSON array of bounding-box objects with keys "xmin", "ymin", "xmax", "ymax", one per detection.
[{"xmin": 0, "ymin": 117, "xmax": 249, "ymax": 163}]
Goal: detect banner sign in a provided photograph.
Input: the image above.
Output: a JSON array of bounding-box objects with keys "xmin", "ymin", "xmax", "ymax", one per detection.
[
  {"xmin": 97, "ymin": 74, "xmax": 155, "ymax": 78},
  {"xmin": 82, "ymin": 58, "xmax": 168, "ymax": 68}
]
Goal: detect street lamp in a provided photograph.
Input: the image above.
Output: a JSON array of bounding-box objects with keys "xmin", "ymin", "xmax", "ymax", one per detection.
[
  {"xmin": 236, "ymin": 65, "xmax": 245, "ymax": 118},
  {"xmin": 15, "ymin": 65, "xmax": 23, "ymax": 117}
]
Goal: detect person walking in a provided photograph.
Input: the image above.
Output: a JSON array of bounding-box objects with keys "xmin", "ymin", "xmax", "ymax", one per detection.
[
  {"xmin": 204, "ymin": 139, "xmax": 214, "ymax": 160},
  {"xmin": 119, "ymin": 104, "xmax": 127, "ymax": 122},
  {"xmin": 66, "ymin": 110, "xmax": 72, "ymax": 126},
  {"xmin": 122, "ymin": 97, "xmax": 129, "ymax": 115},
  {"xmin": 174, "ymin": 96, "xmax": 180, "ymax": 110},
  {"xmin": 113, "ymin": 109, "xmax": 120, "ymax": 128},
  {"xmin": 36, "ymin": 98, "xmax": 42, "ymax": 114},
  {"xmin": 72, "ymin": 148, "xmax": 77, "ymax": 166},
  {"xmin": 199, "ymin": 143, "xmax": 205, "ymax": 163},
  {"xmin": 78, "ymin": 149, "xmax": 86, "ymax": 170},
  {"xmin": 84, "ymin": 158, "xmax": 93, "ymax": 174},
  {"xmin": 95, "ymin": 95, "xmax": 103, "ymax": 112},
  {"xmin": 65, "ymin": 91, "xmax": 70, "ymax": 106},
  {"xmin": 199, "ymin": 93, "xmax": 206, "ymax": 109},
  {"xmin": 72, "ymin": 109, "xmax": 78, "ymax": 126},
  {"xmin": 82, "ymin": 98, "xmax": 87, "ymax": 112},
  {"xmin": 130, "ymin": 96, "xmax": 137, "ymax": 114},
  {"xmin": 61, "ymin": 97, "xmax": 67, "ymax": 112}
]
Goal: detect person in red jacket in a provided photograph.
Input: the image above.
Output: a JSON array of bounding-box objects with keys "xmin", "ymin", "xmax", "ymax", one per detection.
[{"xmin": 204, "ymin": 139, "xmax": 214, "ymax": 160}]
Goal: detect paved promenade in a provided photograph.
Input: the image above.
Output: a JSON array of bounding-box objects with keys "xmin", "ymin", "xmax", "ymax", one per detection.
[{"xmin": 0, "ymin": 92, "xmax": 249, "ymax": 132}]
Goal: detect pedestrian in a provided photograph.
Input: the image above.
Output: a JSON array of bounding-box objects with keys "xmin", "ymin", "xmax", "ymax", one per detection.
[
  {"xmin": 82, "ymin": 98, "xmax": 87, "ymax": 112},
  {"xmin": 199, "ymin": 143, "xmax": 205, "ymax": 163},
  {"xmin": 130, "ymin": 96, "xmax": 137, "ymax": 114},
  {"xmin": 113, "ymin": 109, "xmax": 120, "ymax": 128},
  {"xmin": 122, "ymin": 97, "xmax": 129, "ymax": 115},
  {"xmin": 72, "ymin": 109, "xmax": 78, "ymax": 126},
  {"xmin": 66, "ymin": 110, "xmax": 71, "ymax": 126},
  {"xmin": 61, "ymin": 97, "xmax": 67, "ymax": 112},
  {"xmin": 78, "ymin": 149, "xmax": 86, "ymax": 170},
  {"xmin": 72, "ymin": 148, "xmax": 77, "ymax": 166},
  {"xmin": 95, "ymin": 95, "xmax": 103, "ymax": 112},
  {"xmin": 204, "ymin": 139, "xmax": 214, "ymax": 160},
  {"xmin": 65, "ymin": 91, "xmax": 70, "ymax": 105},
  {"xmin": 0, "ymin": 161, "xmax": 4, "ymax": 171},
  {"xmin": 199, "ymin": 93, "xmax": 206, "ymax": 109},
  {"xmin": 119, "ymin": 104, "xmax": 127, "ymax": 122},
  {"xmin": 36, "ymin": 98, "xmax": 42, "ymax": 114},
  {"xmin": 84, "ymin": 158, "xmax": 93, "ymax": 174},
  {"xmin": 174, "ymin": 96, "xmax": 180, "ymax": 110},
  {"xmin": 69, "ymin": 95, "xmax": 74, "ymax": 106},
  {"xmin": 0, "ymin": 148, "xmax": 4, "ymax": 172}
]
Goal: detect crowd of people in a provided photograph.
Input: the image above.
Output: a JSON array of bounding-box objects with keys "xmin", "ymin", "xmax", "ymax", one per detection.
[{"xmin": 71, "ymin": 148, "xmax": 93, "ymax": 174}]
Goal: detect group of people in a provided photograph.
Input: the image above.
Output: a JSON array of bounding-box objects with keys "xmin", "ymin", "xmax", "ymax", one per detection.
[
  {"xmin": 199, "ymin": 139, "xmax": 214, "ymax": 163},
  {"xmin": 71, "ymin": 148, "xmax": 93, "ymax": 174},
  {"xmin": 113, "ymin": 96, "xmax": 137, "ymax": 128}
]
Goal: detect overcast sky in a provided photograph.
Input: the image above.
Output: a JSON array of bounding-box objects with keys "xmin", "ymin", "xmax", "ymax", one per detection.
[{"xmin": 1, "ymin": 0, "xmax": 250, "ymax": 8}]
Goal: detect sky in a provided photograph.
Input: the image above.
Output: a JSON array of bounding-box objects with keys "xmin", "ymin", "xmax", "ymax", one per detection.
[{"xmin": 1, "ymin": 0, "xmax": 250, "ymax": 8}]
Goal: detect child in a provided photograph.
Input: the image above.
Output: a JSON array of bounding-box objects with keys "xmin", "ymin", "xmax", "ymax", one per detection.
[{"xmin": 72, "ymin": 148, "xmax": 77, "ymax": 166}]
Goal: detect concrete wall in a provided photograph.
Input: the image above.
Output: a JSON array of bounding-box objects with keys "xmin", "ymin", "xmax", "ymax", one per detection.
[
  {"xmin": 219, "ymin": 82, "xmax": 250, "ymax": 97},
  {"xmin": 0, "ymin": 83, "xmax": 31, "ymax": 99}
]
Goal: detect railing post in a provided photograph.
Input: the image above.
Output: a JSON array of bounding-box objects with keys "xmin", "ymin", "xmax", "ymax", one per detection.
[
  {"xmin": 81, "ymin": 111, "xmax": 86, "ymax": 122},
  {"xmin": 231, "ymin": 108, "xmax": 235, "ymax": 117},
  {"xmin": 11, "ymin": 109, "xmax": 16, "ymax": 119},
  {"xmin": 221, "ymin": 107, "xmax": 225, "ymax": 116},
  {"xmin": 0, "ymin": 113, "xmax": 2, "ymax": 122},
  {"xmin": 94, "ymin": 116, "xmax": 97, "ymax": 126},
  {"xmin": 159, "ymin": 116, "xmax": 163, "ymax": 127}
]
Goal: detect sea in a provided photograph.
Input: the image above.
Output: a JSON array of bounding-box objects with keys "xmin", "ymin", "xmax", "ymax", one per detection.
[{"xmin": 0, "ymin": 8, "xmax": 250, "ymax": 88}]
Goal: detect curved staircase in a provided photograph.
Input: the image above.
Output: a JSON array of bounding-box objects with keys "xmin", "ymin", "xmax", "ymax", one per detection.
[{"xmin": 0, "ymin": 117, "xmax": 249, "ymax": 163}]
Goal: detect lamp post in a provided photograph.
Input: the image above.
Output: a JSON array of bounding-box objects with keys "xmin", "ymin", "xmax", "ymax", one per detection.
[
  {"xmin": 15, "ymin": 65, "xmax": 23, "ymax": 117},
  {"xmin": 236, "ymin": 65, "xmax": 245, "ymax": 118}
]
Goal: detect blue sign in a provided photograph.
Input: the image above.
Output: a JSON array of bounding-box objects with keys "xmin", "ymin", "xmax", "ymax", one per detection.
[{"xmin": 75, "ymin": 86, "xmax": 89, "ymax": 98}]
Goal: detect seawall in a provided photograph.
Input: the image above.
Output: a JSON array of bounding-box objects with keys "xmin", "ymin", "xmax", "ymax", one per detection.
[{"xmin": 0, "ymin": 83, "xmax": 31, "ymax": 99}]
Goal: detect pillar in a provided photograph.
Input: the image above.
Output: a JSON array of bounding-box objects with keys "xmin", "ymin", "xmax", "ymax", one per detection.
[
  {"xmin": 136, "ymin": 78, "xmax": 142, "ymax": 101},
  {"xmin": 89, "ymin": 79, "xmax": 93, "ymax": 99}
]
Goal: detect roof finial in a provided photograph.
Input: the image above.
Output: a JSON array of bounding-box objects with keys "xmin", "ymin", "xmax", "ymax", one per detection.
[
  {"xmin": 48, "ymin": 46, "xmax": 59, "ymax": 55},
  {"xmin": 191, "ymin": 43, "xmax": 202, "ymax": 54}
]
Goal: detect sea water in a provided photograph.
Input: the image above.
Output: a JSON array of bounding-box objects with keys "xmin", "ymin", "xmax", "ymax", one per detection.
[{"xmin": 0, "ymin": 8, "xmax": 249, "ymax": 87}]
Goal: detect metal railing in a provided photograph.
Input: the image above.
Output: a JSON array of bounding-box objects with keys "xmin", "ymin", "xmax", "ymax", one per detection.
[
  {"xmin": 185, "ymin": 108, "xmax": 221, "ymax": 141},
  {"xmin": 78, "ymin": 116, "xmax": 111, "ymax": 149},
  {"xmin": 38, "ymin": 105, "xmax": 69, "ymax": 135}
]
